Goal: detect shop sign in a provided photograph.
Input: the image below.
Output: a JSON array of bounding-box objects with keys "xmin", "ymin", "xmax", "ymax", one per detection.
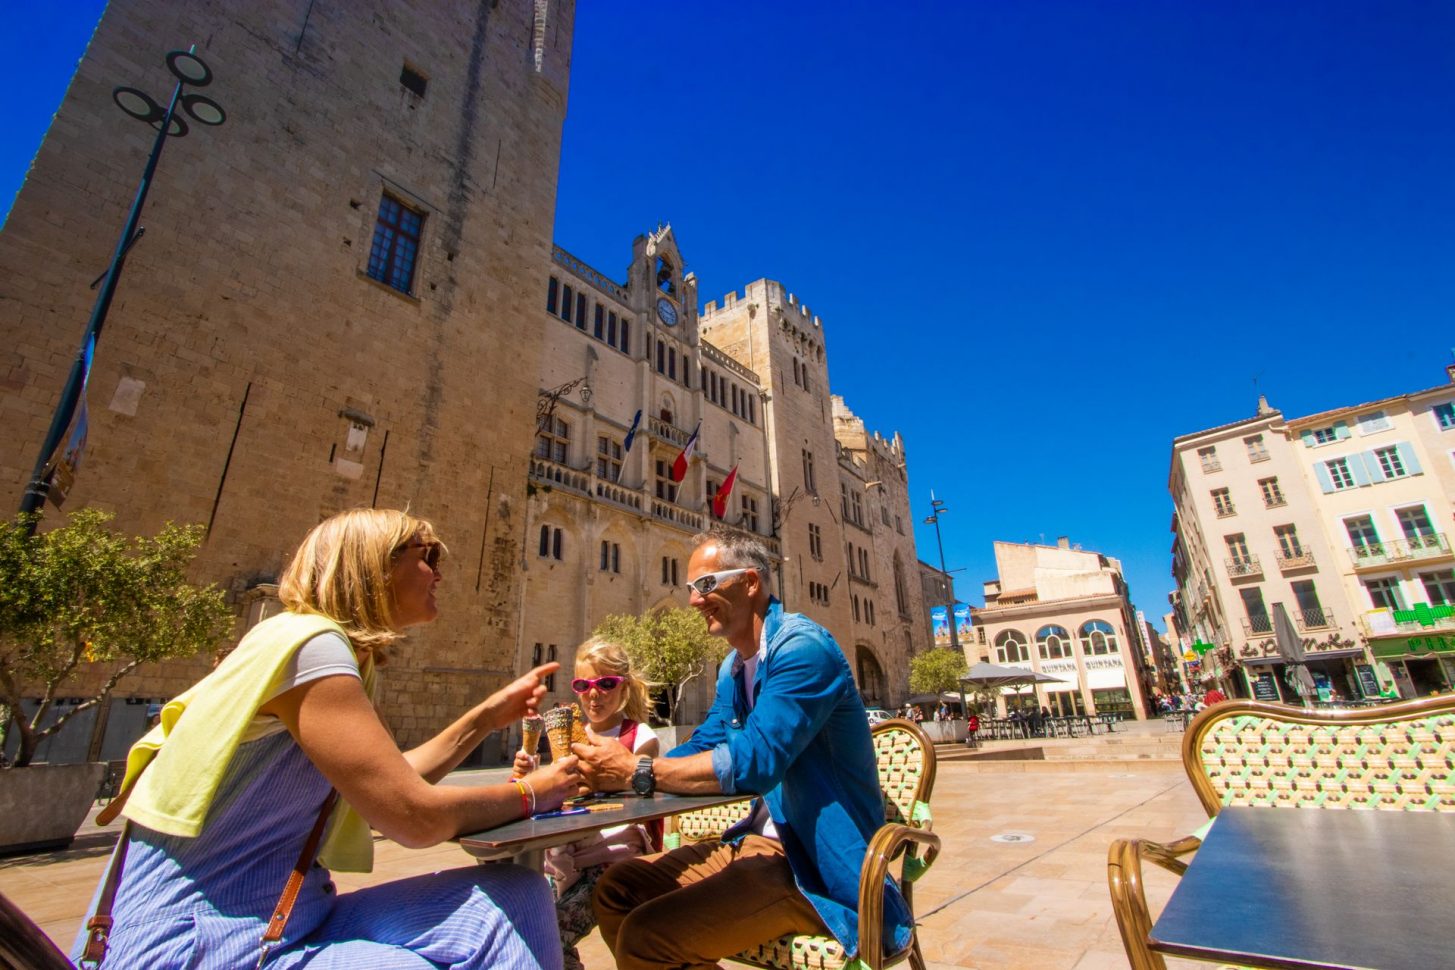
[
  {"xmin": 1251, "ymin": 671, "xmax": 1280, "ymax": 702},
  {"xmin": 1371, "ymin": 635, "xmax": 1455, "ymax": 659},
  {"xmin": 1084, "ymin": 656, "xmax": 1125, "ymax": 671}
]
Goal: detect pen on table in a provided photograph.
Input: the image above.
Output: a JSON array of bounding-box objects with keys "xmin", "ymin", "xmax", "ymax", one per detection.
[{"xmin": 532, "ymin": 807, "xmax": 590, "ymax": 819}]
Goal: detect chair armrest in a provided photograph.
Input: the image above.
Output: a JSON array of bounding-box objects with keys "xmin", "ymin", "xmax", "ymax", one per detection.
[
  {"xmin": 1107, "ymin": 835, "xmax": 1202, "ymax": 970},
  {"xmin": 856, "ymin": 823, "xmax": 942, "ymax": 970}
]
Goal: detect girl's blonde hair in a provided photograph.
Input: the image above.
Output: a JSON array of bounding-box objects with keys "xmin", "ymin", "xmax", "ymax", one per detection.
[
  {"xmin": 278, "ymin": 508, "xmax": 445, "ymax": 659},
  {"xmin": 576, "ymin": 636, "xmax": 650, "ymax": 724}
]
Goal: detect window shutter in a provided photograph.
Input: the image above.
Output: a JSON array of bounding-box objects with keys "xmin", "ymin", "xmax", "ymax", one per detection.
[
  {"xmin": 1361, "ymin": 450, "xmax": 1386, "ymax": 483},
  {"xmin": 1333, "ymin": 421, "xmax": 1351, "ymax": 440},
  {"xmin": 1313, "ymin": 461, "xmax": 1335, "ymax": 493},
  {"xmin": 1396, "ymin": 441, "xmax": 1424, "ymax": 476},
  {"xmin": 1347, "ymin": 455, "xmax": 1371, "ymax": 487},
  {"xmin": 1300, "ymin": 430, "xmax": 1316, "ymax": 448}
]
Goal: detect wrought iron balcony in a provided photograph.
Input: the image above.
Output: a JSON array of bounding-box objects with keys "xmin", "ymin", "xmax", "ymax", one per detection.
[
  {"xmin": 1226, "ymin": 555, "xmax": 1263, "ymax": 580},
  {"xmin": 1294, "ymin": 607, "xmax": 1334, "ymax": 631},
  {"xmin": 1349, "ymin": 533, "xmax": 1451, "ymax": 569},
  {"xmin": 1275, "ymin": 550, "xmax": 1316, "ymax": 571},
  {"xmin": 1241, "ymin": 614, "xmax": 1273, "ymax": 636}
]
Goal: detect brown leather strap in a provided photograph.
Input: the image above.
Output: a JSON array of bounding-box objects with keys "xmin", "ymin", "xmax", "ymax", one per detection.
[
  {"xmin": 81, "ymin": 790, "xmax": 339, "ymax": 967},
  {"xmin": 259, "ymin": 790, "xmax": 340, "ymax": 952},
  {"xmin": 79, "ymin": 821, "xmax": 130, "ymax": 966}
]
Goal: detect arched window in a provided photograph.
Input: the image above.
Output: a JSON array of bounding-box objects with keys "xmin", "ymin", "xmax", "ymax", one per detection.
[
  {"xmin": 994, "ymin": 629, "xmax": 1028, "ymax": 664},
  {"xmin": 1079, "ymin": 619, "xmax": 1118, "ymax": 656},
  {"xmin": 856, "ymin": 646, "xmax": 886, "ymax": 705},
  {"xmin": 1036, "ymin": 624, "xmax": 1071, "ymax": 659}
]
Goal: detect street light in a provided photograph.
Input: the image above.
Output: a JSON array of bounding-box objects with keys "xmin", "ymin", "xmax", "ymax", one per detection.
[
  {"xmin": 18, "ymin": 46, "xmax": 227, "ymax": 528},
  {"xmin": 923, "ymin": 492, "xmax": 960, "ymax": 655}
]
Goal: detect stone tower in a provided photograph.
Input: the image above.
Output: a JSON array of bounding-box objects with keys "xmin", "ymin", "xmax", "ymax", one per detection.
[{"xmin": 0, "ymin": 0, "xmax": 575, "ymax": 758}]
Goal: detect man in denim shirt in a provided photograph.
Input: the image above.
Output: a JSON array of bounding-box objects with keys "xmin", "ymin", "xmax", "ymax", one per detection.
[{"xmin": 575, "ymin": 526, "xmax": 911, "ymax": 970}]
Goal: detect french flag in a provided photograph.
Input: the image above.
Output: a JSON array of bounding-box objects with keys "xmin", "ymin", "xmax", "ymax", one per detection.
[{"xmin": 670, "ymin": 422, "xmax": 700, "ymax": 483}]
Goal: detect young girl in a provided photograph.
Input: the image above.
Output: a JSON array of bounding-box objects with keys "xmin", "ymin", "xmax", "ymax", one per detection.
[{"xmin": 515, "ymin": 636, "xmax": 659, "ymax": 970}]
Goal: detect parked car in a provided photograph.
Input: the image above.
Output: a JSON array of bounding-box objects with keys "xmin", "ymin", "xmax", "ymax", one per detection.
[{"xmin": 865, "ymin": 708, "xmax": 893, "ymax": 725}]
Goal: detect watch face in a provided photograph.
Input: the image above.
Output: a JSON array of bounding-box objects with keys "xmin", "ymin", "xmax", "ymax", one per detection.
[{"xmin": 656, "ymin": 298, "xmax": 678, "ymax": 327}]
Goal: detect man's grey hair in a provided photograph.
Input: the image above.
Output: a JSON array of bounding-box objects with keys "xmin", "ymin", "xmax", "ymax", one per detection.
[{"xmin": 693, "ymin": 525, "xmax": 774, "ymax": 596}]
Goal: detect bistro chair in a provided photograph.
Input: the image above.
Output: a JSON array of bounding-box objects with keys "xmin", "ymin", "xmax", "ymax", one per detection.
[
  {"xmin": 1106, "ymin": 695, "xmax": 1455, "ymax": 970},
  {"xmin": 663, "ymin": 718, "xmax": 941, "ymax": 970},
  {"xmin": 0, "ymin": 889, "xmax": 76, "ymax": 970}
]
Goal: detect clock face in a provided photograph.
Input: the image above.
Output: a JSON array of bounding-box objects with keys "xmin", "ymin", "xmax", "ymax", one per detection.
[{"xmin": 656, "ymin": 298, "xmax": 679, "ymax": 327}]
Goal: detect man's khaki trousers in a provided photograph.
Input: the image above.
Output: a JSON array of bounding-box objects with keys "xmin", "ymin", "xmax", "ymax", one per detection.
[{"xmin": 592, "ymin": 834, "xmax": 829, "ymax": 970}]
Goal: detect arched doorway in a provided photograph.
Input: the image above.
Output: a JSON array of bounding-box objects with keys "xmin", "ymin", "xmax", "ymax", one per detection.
[{"xmin": 855, "ymin": 645, "xmax": 886, "ymax": 707}]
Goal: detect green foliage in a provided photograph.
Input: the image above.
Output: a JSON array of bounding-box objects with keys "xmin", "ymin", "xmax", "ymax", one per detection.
[
  {"xmin": 908, "ymin": 648, "xmax": 969, "ymax": 697},
  {"xmin": 0, "ymin": 509, "xmax": 234, "ymax": 766},
  {"xmin": 593, "ymin": 607, "xmax": 728, "ymax": 724}
]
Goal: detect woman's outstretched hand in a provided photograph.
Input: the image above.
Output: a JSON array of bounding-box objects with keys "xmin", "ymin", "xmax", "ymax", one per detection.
[
  {"xmin": 524, "ymin": 755, "xmax": 582, "ymax": 813},
  {"xmin": 483, "ymin": 662, "xmax": 559, "ymax": 730}
]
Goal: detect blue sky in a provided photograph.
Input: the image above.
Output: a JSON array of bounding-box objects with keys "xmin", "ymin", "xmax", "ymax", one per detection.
[{"xmin": 5, "ymin": 2, "xmax": 1454, "ymax": 632}]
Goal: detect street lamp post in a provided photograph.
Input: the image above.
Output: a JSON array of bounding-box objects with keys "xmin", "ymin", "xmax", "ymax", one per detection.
[
  {"xmin": 923, "ymin": 493, "xmax": 960, "ymax": 655},
  {"xmin": 17, "ymin": 47, "xmax": 226, "ymax": 528}
]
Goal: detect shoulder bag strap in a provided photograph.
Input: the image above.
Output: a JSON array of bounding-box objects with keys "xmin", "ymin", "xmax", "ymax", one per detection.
[
  {"xmin": 78, "ymin": 821, "xmax": 131, "ymax": 966},
  {"xmin": 256, "ymin": 789, "xmax": 340, "ymax": 967},
  {"xmin": 617, "ymin": 718, "xmax": 637, "ymax": 753}
]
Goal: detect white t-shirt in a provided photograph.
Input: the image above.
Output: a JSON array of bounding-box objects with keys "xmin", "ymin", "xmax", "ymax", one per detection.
[
  {"xmin": 589, "ymin": 718, "xmax": 659, "ymax": 753},
  {"xmin": 241, "ymin": 632, "xmax": 361, "ymax": 743},
  {"xmin": 743, "ymin": 633, "xmax": 780, "ymax": 841}
]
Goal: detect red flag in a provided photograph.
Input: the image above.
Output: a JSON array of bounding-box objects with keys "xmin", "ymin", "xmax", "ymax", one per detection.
[
  {"xmin": 670, "ymin": 422, "xmax": 700, "ymax": 483},
  {"xmin": 712, "ymin": 464, "xmax": 739, "ymax": 519}
]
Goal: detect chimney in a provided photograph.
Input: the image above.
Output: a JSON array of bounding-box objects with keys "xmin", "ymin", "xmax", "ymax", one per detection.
[
  {"xmin": 1056, "ymin": 536, "xmax": 1070, "ymax": 549},
  {"xmin": 1256, "ymin": 394, "xmax": 1273, "ymax": 415}
]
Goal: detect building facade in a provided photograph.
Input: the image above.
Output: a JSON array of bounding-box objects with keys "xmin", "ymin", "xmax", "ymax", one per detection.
[
  {"xmin": 1, "ymin": 0, "xmax": 576, "ymax": 761},
  {"xmin": 970, "ymin": 539, "xmax": 1152, "ymax": 719},
  {"xmin": 1168, "ymin": 371, "xmax": 1455, "ymax": 702},
  {"xmin": 520, "ymin": 258, "xmax": 929, "ymax": 720},
  {"xmin": 2, "ymin": 1, "xmax": 932, "ymax": 765}
]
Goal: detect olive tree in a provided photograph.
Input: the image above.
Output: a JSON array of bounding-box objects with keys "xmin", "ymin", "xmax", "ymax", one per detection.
[{"xmin": 0, "ymin": 509, "xmax": 233, "ymax": 767}]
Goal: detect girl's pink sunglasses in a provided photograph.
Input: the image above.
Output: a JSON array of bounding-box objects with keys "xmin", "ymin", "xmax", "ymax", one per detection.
[{"xmin": 571, "ymin": 675, "xmax": 624, "ymax": 694}]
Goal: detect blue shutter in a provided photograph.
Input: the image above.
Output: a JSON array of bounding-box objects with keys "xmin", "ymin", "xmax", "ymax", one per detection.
[
  {"xmin": 1361, "ymin": 450, "xmax": 1386, "ymax": 483},
  {"xmin": 1300, "ymin": 430, "xmax": 1316, "ymax": 448},
  {"xmin": 1397, "ymin": 441, "xmax": 1423, "ymax": 476},
  {"xmin": 1333, "ymin": 421, "xmax": 1351, "ymax": 441},
  {"xmin": 1348, "ymin": 455, "xmax": 1372, "ymax": 487},
  {"xmin": 1313, "ymin": 461, "xmax": 1335, "ymax": 493}
]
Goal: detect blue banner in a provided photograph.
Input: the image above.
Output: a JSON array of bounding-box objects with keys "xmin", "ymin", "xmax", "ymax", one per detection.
[{"xmin": 931, "ymin": 606, "xmax": 949, "ymax": 645}]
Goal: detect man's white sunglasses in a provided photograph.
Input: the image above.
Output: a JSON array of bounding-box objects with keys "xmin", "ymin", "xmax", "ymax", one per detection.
[{"xmin": 685, "ymin": 568, "xmax": 753, "ymax": 596}]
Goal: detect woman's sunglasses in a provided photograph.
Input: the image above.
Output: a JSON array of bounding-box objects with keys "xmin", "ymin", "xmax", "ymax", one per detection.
[
  {"xmin": 572, "ymin": 675, "xmax": 624, "ymax": 694},
  {"xmin": 397, "ymin": 540, "xmax": 442, "ymax": 571}
]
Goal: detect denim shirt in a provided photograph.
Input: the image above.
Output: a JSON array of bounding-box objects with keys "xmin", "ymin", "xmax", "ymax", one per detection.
[{"xmin": 669, "ymin": 598, "xmax": 912, "ymax": 957}]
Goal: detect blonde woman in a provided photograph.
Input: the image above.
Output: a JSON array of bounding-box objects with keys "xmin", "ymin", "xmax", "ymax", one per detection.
[
  {"xmin": 514, "ymin": 637, "xmax": 660, "ymax": 970},
  {"xmin": 77, "ymin": 509, "xmax": 580, "ymax": 969}
]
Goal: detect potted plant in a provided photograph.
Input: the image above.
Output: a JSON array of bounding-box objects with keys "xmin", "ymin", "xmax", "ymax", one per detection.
[{"xmin": 0, "ymin": 509, "xmax": 232, "ymax": 852}]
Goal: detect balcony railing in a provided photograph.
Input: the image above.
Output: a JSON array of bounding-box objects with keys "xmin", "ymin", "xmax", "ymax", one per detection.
[
  {"xmin": 530, "ymin": 456, "xmax": 786, "ymax": 546},
  {"xmin": 1363, "ymin": 605, "xmax": 1455, "ymax": 637},
  {"xmin": 1201, "ymin": 458, "xmax": 1223, "ymax": 473},
  {"xmin": 1350, "ymin": 533, "xmax": 1451, "ymax": 569},
  {"xmin": 1276, "ymin": 550, "xmax": 1317, "ymax": 571},
  {"xmin": 1226, "ymin": 555, "xmax": 1262, "ymax": 580},
  {"xmin": 1242, "ymin": 614, "xmax": 1273, "ymax": 636},
  {"xmin": 1294, "ymin": 607, "xmax": 1334, "ymax": 632},
  {"xmin": 648, "ymin": 416, "xmax": 693, "ymax": 448},
  {"xmin": 651, "ymin": 500, "xmax": 702, "ymax": 532}
]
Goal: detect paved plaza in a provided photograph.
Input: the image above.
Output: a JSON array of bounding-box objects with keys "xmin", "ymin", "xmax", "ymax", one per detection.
[{"xmin": 1, "ymin": 734, "xmax": 1214, "ymax": 969}]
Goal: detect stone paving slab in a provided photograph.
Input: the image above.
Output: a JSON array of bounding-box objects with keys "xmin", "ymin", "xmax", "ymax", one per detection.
[{"xmin": 0, "ymin": 760, "xmax": 1215, "ymax": 969}]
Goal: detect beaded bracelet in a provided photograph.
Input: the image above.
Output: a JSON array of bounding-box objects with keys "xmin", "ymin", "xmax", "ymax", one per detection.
[{"xmin": 511, "ymin": 778, "xmax": 537, "ymax": 818}]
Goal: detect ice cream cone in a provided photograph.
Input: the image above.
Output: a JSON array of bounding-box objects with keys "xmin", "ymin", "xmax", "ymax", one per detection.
[
  {"xmin": 521, "ymin": 715, "xmax": 544, "ymax": 757},
  {"xmin": 544, "ymin": 706, "xmax": 576, "ymax": 762}
]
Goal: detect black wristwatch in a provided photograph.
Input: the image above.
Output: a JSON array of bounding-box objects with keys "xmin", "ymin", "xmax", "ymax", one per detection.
[{"xmin": 631, "ymin": 756, "xmax": 655, "ymax": 797}]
